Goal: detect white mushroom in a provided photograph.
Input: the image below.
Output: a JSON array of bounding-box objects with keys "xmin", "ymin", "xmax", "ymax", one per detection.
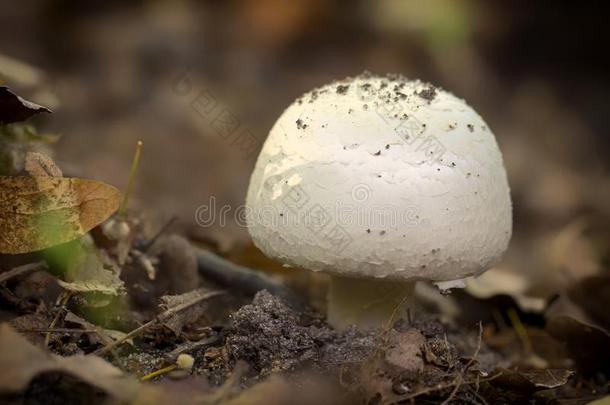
[{"xmin": 246, "ymin": 72, "xmax": 512, "ymax": 330}]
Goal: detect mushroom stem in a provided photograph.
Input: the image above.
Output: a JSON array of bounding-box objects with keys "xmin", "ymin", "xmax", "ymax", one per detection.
[{"xmin": 327, "ymin": 275, "xmax": 417, "ymax": 330}]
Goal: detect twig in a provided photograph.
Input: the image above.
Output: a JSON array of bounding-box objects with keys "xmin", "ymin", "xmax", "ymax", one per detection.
[
  {"xmin": 440, "ymin": 374, "xmax": 463, "ymax": 405},
  {"xmin": 195, "ymin": 248, "xmax": 306, "ymax": 310},
  {"xmin": 118, "ymin": 140, "xmax": 143, "ymax": 219},
  {"xmin": 0, "ymin": 261, "xmax": 47, "ymax": 284},
  {"xmin": 141, "ymin": 215, "xmax": 177, "ymax": 252},
  {"xmin": 93, "ymin": 289, "xmax": 225, "ymax": 356},
  {"xmin": 397, "ymin": 372, "xmax": 503, "ymax": 403},
  {"xmin": 166, "ymin": 335, "xmax": 220, "ymax": 360},
  {"xmin": 467, "ymin": 385, "xmax": 489, "ymax": 405},
  {"xmin": 507, "ymin": 307, "xmax": 532, "ymax": 353},
  {"xmin": 438, "ymin": 322, "xmax": 483, "ymax": 404},
  {"xmin": 464, "ymin": 321, "xmax": 483, "ymax": 371},
  {"xmin": 140, "ymin": 365, "xmax": 177, "ymax": 381},
  {"xmin": 17, "ymin": 327, "xmax": 98, "ymax": 334},
  {"xmin": 395, "ymin": 322, "xmax": 486, "ymax": 405},
  {"xmin": 45, "ymin": 290, "xmax": 73, "ymax": 347}
]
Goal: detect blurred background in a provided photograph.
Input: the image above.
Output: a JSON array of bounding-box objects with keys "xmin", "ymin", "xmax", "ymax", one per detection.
[{"xmin": 1, "ymin": 0, "xmax": 609, "ymax": 305}]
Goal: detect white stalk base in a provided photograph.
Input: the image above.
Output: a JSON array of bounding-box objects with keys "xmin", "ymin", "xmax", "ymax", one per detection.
[{"xmin": 327, "ymin": 275, "xmax": 417, "ymax": 331}]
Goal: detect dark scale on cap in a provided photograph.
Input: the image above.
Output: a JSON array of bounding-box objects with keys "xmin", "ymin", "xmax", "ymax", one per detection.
[
  {"xmin": 301, "ymin": 73, "xmax": 440, "ymax": 120},
  {"xmin": 416, "ymin": 85, "xmax": 437, "ymax": 102},
  {"xmin": 336, "ymin": 84, "xmax": 350, "ymax": 94}
]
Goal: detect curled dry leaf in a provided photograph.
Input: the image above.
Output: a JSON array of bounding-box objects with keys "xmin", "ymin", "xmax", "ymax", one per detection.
[
  {"xmin": 0, "ymin": 323, "xmax": 162, "ymax": 403},
  {"xmin": 546, "ymin": 314, "xmax": 610, "ymax": 376},
  {"xmin": 0, "ymin": 176, "xmax": 122, "ymax": 254},
  {"xmin": 159, "ymin": 287, "xmax": 215, "ymax": 335},
  {"xmin": 493, "ymin": 368, "xmax": 574, "ymax": 392},
  {"xmin": 51, "ymin": 235, "xmax": 124, "ymax": 296},
  {"xmin": 544, "ymin": 274, "xmax": 610, "ymax": 376},
  {"xmin": 64, "ymin": 311, "xmax": 130, "ymax": 346},
  {"xmin": 0, "ymin": 87, "xmax": 51, "ymax": 124}
]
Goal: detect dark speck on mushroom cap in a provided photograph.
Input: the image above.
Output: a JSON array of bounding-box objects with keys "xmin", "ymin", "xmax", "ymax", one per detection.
[
  {"xmin": 299, "ymin": 72, "xmax": 441, "ymax": 108},
  {"xmin": 416, "ymin": 85, "xmax": 437, "ymax": 102},
  {"xmin": 336, "ymin": 84, "xmax": 350, "ymax": 94}
]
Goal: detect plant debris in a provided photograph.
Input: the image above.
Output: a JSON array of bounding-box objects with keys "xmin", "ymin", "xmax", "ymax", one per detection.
[
  {"xmin": 0, "ymin": 175, "xmax": 121, "ymax": 254},
  {"xmin": 0, "ymin": 87, "xmax": 50, "ymax": 125},
  {"xmin": 1, "ymin": 55, "xmax": 609, "ymax": 404}
]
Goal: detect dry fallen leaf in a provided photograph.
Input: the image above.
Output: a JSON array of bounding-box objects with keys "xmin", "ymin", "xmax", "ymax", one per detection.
[
  {"xmin": 493, "ymin": 368, "xmax": 574, "ymax": 392},
  {"xmin": 546, "ymin": 314, "xmax": 610, "ymax": 377},
  {"xmin": 64, "ymin": 311, "xmax": 130, "ymax": 346},
  {"xmin": 0, "ymin": 323, "xmax": 161, "ymax": 403},
  {"xmin": 0, "ymin": 86, "xmax": 51, "ymax": 124},
  {"xmin": 159, "ymin": 287, "xmax": 215, "ymax": 335},
  {"xmin": 587, "ymin": 396, "xmax": 610, "ymax": 405},
  {"xmin": 0, "ymin": 176, "xmax": 122, "ymax": 254},
  {"xmin": 47, "ymin": 235, "xmax": 125, "ymax": 296}
]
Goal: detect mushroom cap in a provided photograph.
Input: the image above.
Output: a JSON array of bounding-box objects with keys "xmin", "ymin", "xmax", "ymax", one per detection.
[{"xmin": 246, "ymin": 73, "xmax": 512, "ymax": 281}]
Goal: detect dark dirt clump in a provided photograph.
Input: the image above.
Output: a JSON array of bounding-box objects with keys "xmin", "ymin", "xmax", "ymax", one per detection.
[
  {"xmin": 226, "ymin": 290, "xmax": 324, "ymax": 375},
  {"xmin": 224, "ymin": 290, "xmax": 377, "ymax": 377},
  {"xmin": 416, "ymin": 85, "xmax": 437, "ymax": 102},
  {"xmin": 336, "ymin": 84, "xmax": 350, "ymax": 94}
]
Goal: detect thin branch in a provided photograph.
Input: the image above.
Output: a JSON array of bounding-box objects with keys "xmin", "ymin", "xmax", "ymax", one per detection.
[
  {"xmin": 45, "ymin": 290, "xmax": 74, "ymax": 347},
  {"xmin": 141, "ymin": 216, "xmax": 177, "ymax": 252},
  {"xmin": 195, "ymin": 248, "xmax": 306, "ymax": 310},
  {"xmin": 397, "ymin": 372, "xmax": 503, "ymax": 403},
  {"xmin": 467, "ymin": 385, "xmax": 489, "ymax": 405},
  {"xmin": 166, "ymin": 335, "xmax": 220, "ymax": 360},
  {"xmin": 397, "ymin": 322, "xmax": 488, "ymax": 404},
  {"xmin": 440, "ymin": 375, "xmax": 463, "ymax": 405},
  {"xmin": 17, "ymin": 327, "xmax": 98, "ymax": 334},
  {"xmin": 464, "ymin": 321, "xmax": 483, "ymax": 371},
  {"xmin": 0, "ymin": 261, "xmax": 47, "ymax": 284},
  {"xmin": 93, "ymin": 289, "xmax": 225, "ymax": 356}
]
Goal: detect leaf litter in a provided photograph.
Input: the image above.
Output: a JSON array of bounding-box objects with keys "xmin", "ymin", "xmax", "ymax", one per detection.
[{"xmin": 1, "ymin": 86, "xmax": 609, "ymax": 404}]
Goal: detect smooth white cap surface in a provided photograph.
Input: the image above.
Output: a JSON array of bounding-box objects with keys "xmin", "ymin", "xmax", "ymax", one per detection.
[{"xmin": 246, "ymin": 73, "xmax": 512, "ymax": 281}]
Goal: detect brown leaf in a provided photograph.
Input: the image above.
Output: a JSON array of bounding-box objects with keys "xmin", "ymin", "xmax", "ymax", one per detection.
[
  {"xmin": 159, "ymin": 287, "xmax": 213, "ymax": 335},
  {"xmin": 518, "ymin": 369, "xmax": 574, "ymax": 389},
  {"xmin": 64, "ymin": 311, "xmax": 130, "ymax": 346},
  {"xmin": 567, "ymin": 275, "xmax": 610, "ymax": 330},
  {"xmin": 546, "ymin": 315, "xmax": 610, "ymax": 376},
  {"xmin": 0, "ymin": 176, "xmax": 121, "ymax": 254},
  {"xmin": 24, "ymin": 151, "xmax": 62, "ymax": 177},
  {"xmin": 0, "ymin": 323, "xmax": 159, "ymax": 402},
  {"xmin": 0, "ymin": 87, "xmax": 51, "ymax": 124},
  {"xmin": 493, "ymin": 368, "xmax": 573, "ymax": 392}
]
